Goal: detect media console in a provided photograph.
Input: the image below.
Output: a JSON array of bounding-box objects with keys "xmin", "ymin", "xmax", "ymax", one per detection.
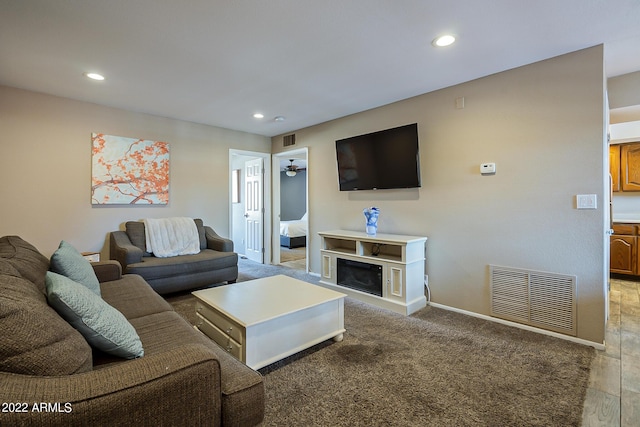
[{"xmin": 318, "ymin": 230, "xmax": 427, "ymax": 315}]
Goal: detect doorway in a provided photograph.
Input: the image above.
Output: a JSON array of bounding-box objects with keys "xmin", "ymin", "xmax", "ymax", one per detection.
[
  {"xmin": 229, "ymin": 149, "xmax": 271, "ymax": 264},
  {"xmin": 272, "ymin": 148, "xmax": 309, "ymax": 271}
]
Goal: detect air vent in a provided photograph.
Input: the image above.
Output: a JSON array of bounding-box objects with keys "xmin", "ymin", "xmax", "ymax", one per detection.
[
  {"xmin": 283, "ymin": 134, "xmax": 296, "ymax": 147},
  {"xmin": 490, "ymin": 265, "xmax": 576, "ymax": 336}
]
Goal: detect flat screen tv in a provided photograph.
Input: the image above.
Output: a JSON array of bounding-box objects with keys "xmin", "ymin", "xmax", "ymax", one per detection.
[{"xmin": 335, "ymin": 123, "xmax": 421, "ymax": 191}]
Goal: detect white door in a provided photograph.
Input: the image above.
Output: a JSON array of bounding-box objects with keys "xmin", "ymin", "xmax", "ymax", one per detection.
[{"xmin": 245, "ymin": 158, "xmax": 264, "ymax": 263}]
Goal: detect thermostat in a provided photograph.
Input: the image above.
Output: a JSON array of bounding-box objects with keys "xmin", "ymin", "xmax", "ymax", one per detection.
[{"xmin": 480, "ymin": 163, "xmax": 496, "ymax": 175}]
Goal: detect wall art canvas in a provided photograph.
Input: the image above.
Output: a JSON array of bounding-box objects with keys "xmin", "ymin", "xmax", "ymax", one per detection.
[{"xmin": 91, "ymin": 133, "xmax": 170, "ymax": 205}]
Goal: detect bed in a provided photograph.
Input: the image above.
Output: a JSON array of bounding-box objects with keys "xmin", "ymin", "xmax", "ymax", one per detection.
[{"xmin": 279, "ymin": 213, "xmax": 307, "ymax": 248}]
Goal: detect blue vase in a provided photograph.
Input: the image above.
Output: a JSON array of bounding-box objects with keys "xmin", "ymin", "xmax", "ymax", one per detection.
[{"xmin": 363, "ymin": 207, "xmax": 380, "ymax": 236}]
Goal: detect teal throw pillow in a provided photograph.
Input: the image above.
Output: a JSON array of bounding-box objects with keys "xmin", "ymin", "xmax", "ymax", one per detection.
[
  {"xmin": 50, "ymin": 240, "xmax": 101, "ymax": 296},
  {"xmin": 45, "ymin": 271, "xmax": 144, "ymax": 359}
]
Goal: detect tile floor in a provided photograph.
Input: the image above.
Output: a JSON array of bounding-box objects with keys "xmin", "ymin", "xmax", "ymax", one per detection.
[{"xmin": 582, "ymin": 278, "xmax": 640, "ymax": 426}]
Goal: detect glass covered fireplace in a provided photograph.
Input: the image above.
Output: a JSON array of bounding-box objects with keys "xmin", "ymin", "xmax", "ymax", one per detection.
[{"xmin": 336, "ymin": 258, "xmax": 383, "ymax": 297}]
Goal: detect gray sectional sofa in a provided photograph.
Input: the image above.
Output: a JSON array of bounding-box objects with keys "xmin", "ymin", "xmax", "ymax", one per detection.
[
  {"xmin": 0, "ymin": 235, "xmax": 264, "ymax": 426},
  {"xmin": 110, "ymin": 219, "xmax": 237, "ymax": 294}
]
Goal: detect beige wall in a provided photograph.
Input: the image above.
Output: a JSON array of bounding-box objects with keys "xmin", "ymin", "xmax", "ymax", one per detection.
[
  {"xmin": 0, "ymin": 85, "xmax": 270, "ymax": 258},
  {"xmin": 609, "ymin": 70, "xmax": 640, "ymax": 124},
  {"xmin": 272, "ymin": 46, "xmax": 607, "ymax": 344},
  {"xmin": 608, "ymin": 70, "xmax": 640, "ymax": 110}
]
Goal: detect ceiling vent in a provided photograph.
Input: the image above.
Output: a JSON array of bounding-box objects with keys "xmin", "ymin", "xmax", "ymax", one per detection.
[{"xmin": 283, "ymin": 134, "xmax": 296, "ymax": 147}]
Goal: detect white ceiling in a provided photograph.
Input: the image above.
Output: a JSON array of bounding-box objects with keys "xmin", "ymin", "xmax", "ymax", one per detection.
[{"xmin": 2, "ymin": 0, "xmax": 640, "ymax": 137}]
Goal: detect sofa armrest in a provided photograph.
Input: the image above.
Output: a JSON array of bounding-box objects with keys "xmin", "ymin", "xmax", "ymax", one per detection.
[
  {"xmin": 204, "ymin": 226, "xmax": 234, "ymax": 252},
  {"xmin": 91, "ymin": 260, "xmax": 122, "ymax": 282},
  {"xmin": 0, "ymin": 344, "xmax": 221, "ymax": 426},
  {"xmin": 110, "ymin": 231, "xmax": 143, "ymax": 268}
]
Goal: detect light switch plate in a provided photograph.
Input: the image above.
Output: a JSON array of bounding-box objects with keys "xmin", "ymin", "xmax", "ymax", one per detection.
[{"xmin": 576, "ymin": 194, "xmax": 597, "ymax": 209}]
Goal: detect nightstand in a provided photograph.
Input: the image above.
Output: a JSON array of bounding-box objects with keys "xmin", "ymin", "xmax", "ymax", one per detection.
[{"xmin": 81, "ymin": 252, "xmax": 100, "ymax": 262}]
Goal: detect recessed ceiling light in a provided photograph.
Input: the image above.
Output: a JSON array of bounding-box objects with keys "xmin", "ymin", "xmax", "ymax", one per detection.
[
  {"xmin": 274, "ymin": 116, "xmax": 285, "ymax": 122},
  {"xmin": 432, "ymin": 34, "xmax": 456, "ymax": 47},
  {"xmin": 253, "ymin": 113, "xmax": 264, "ymax": 119},
  {"xmin": 84, "ymin": 72, "xmax": 105, "ymax": 81}
]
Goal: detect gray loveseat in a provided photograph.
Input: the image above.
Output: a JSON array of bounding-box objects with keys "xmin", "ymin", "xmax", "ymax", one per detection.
[
  {"xmin": 0, "ymin": 235, "xmax": 264, "ymax": 426},
  {"xmin": 110, "ymin": 219, "xmax": 237, "ymax": 294}
]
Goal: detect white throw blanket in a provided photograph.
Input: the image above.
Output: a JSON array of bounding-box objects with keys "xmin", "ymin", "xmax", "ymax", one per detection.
[{"xmin": 143, "ymin": 217, "xmax": 200, "ymax": 258}]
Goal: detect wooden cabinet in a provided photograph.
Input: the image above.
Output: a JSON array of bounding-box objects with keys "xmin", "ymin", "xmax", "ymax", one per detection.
[
  {"xmin": 611, "ymin": 141, "xmax": 640, "ymax": 192},
  {"xmin": 610, "ymin": 223, "xmax": 638, "ymax": 275},
  {"xmin": 621, "ymin": 144, "xmax": 640, "ymax": 191},
  {"xmin": 610, "ymin": 145, "xmax": 620, "ymax": 192}
]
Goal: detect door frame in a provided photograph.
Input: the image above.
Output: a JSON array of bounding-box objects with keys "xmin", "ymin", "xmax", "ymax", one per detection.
[
  {"xmin": 229, "ymin": 149, "xmax": 272, "ymax": 264},
  {"xmin": 272, "ymin": 147, "xmax": 309, "ymax": 270}
]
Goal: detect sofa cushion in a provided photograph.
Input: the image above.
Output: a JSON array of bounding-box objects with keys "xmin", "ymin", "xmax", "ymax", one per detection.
[
  {"xmin": 0, "ymin": 272, "xmax": 93, "ymax": 375},
  {"xmin": 46, "ymin": 272, "xmax": 144, "ymax": 359},
  {"xmin": 194, "ymin": 219, "xmax": 207, "ymax": 250},
  {"xmin": 0, "ymin": 259, "xmax": 20, "ymax": 276},
  {"xmin": 126, "ymin": 249, "xmax": 237, "ymax": 281},
  {"xmin": 0, "ymin": 235, "xmax": 50, "ymax": 294},
  {"xmin": 125, "ymin": 221, "xmax": 152, "ymax": 256},
  {"xmin": 127, "ymin": 311, "xmax": 264, "ymax": 426},
  {"xmin": 100, "ymin": 274, "xmax": 174, "ymax": 320},
  {"xmin": 50, "ymin": 240, "xmax": 101, "ymax": 296}
]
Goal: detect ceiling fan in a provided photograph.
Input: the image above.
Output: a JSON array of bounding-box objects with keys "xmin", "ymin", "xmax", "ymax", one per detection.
[{"xmin": 284, "ymin": 159, "xmax": 305, "ymax": 177}]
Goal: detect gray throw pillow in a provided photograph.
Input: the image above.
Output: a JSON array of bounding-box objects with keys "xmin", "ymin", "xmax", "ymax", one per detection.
[
  {"xmin": 50, "ymin": 240, "xmax": 101, "ymax": 296},
  {"xmin": 45, "ymin": 271, "xmax": 144, "ymax": 359}
]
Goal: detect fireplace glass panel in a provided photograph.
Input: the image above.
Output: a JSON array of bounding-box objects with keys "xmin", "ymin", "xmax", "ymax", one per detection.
[{"xmin": 337, "ymin": 258, "xmax": 383, "ymax": 297}]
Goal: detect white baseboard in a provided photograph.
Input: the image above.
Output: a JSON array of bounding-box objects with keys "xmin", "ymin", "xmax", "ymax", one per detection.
[{"xmin": 428, "ymin": 302, "xmax": 605, "ymax": 351}]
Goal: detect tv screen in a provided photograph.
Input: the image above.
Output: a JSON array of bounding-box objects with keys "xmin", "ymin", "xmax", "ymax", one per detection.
[{"xmin": 335, "ymin": 123, "xmax": 421, "ymax": 191}]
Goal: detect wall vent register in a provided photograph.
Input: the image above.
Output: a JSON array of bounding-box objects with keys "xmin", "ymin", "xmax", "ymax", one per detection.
[
  {"xmin": 490, "ymin": 265, "xmax": 576, "ymax": 336},
  {"xmin": 283, "ymin": 134, "xmax": 296, "ymax": 147}
]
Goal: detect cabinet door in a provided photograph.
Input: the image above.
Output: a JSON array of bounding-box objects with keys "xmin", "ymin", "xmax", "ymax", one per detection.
[
  {"xmin": 610, "ymin": 235, "xmax": 637, "ymax": 275},
  {"xmin": 321, "ymin": 252, "xmax": 335, "ymax": 283},
  {"xmin": 610, "ymin": 145, "xmax": 620, "ymax": 192},
  {"xmin": 621, "ymin": 143, "xmax": 640, "ymax": 191},
  {"xmin": 385, "ymin": 264, "xmax": 405, "ymax": 301}
]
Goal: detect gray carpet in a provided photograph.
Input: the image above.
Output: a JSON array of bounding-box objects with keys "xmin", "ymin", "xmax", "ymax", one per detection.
[{"xmin": 166, "ymin": 258, "xmax": 594, "ymax": 426}]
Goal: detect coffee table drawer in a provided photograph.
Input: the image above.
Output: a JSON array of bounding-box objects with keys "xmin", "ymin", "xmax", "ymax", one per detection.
[
  {"xmin": 195, "ymin": 301, "xmax": 243, "ymax": 344},
  {"xmin": 196, "ymin": 313, "xmax": 243, "ymax": 360}
]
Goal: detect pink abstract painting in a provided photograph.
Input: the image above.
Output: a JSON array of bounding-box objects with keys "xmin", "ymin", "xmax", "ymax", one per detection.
[{"xmin": 91, "ymin": 133, "xmax": 170, "ymax": 205}]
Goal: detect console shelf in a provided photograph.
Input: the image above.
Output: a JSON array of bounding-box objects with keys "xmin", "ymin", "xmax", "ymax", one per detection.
[{"xmin": 318, "ymin": 230, "xmax": 427, "ymax": 315}]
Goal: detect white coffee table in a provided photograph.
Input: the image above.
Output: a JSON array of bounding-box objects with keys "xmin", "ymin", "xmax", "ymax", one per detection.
[{"xmin": 192, "ymin": 275, "xmax": 346, "ymax": 370}]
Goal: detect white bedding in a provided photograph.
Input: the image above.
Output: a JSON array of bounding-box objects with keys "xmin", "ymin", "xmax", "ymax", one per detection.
[{"xmin": 279, "ymin": 219, "xmax": 307, "ymax": 238}]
